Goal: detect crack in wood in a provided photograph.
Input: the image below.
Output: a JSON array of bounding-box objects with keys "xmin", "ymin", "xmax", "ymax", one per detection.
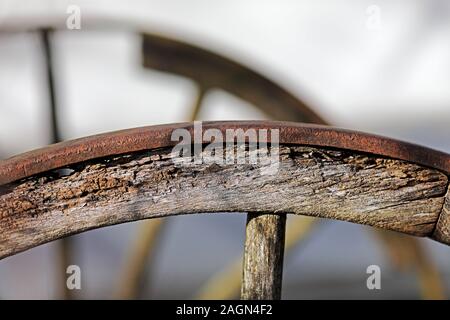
[
  {"xmin": 432, "ymin": 185, "xmax": 450, "ymax": 244},
  {"xmin": 0, "ymin": 144, "xmax": 448, "ymax": 259}
]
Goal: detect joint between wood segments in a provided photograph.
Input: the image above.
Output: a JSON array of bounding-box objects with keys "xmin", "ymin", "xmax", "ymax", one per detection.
[{"xmin": 432, "ymin": 183, "xmax": 450, "ymax": 245}]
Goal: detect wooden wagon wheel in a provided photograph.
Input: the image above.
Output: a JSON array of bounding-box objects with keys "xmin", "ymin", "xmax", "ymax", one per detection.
[
  {"xmin": 1, "ymin": 19, "xmax": 448, "ymax": 299},
  {"xmin": 119, "ymin": 32, "xmax": 327, "ymax": 299},
  {"xmin": 2, "ymin": 20, "xmax": 328, "ymax": 299},
  {"xmin": 1, "ymin": 121, "xmax": 449, "ymax": 299},
  {"xmin": 129, "ymin": 33, "xmax": 448, "ymax": 299}
]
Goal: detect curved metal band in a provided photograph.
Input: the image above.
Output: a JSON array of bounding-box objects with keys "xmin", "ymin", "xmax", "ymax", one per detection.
[{"xmin": 1, "ymin": 121, "xmax": 448, "ymax": 186}]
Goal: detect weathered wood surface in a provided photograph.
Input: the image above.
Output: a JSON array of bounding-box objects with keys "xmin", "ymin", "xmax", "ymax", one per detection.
[
  {"xmin": 433, "ymin": 188, "xmax": 450, "ymax": 243},
  {"xmin": 0, "ymin": 145, "xmax": 448, "ymax": 259},
  {"xmin": 241, "ymin": 213, "xmax": 286, "ymax": 300}
]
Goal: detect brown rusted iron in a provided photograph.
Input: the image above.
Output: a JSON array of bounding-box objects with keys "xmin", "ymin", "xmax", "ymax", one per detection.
[
  {"xmin": 0, "ymin": 121, "xmax": 449, "ymax": 186},
  {"xmin": 141, "ymin": 34, "xmax": 326, "ymax": 124}
]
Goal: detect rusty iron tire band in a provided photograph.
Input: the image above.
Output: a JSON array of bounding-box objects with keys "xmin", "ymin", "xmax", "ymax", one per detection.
[{"xmin": 1, "ymin": 121, "xmax": 449, "ymax": 186}]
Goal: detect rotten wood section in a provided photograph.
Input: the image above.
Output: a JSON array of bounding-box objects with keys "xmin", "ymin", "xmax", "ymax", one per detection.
[
  {"xmin": 241, "ymin": 213, "xmax": 286, "ymax": 300},
  {"xmin": 0, "ymin": 143, "xmax": 448, "ymax": 260}
]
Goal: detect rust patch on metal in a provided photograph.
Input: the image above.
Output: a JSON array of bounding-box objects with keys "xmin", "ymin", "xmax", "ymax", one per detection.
[{"xmin": 0, "ymin": 121, "xmax": 449, "ymax": 186}]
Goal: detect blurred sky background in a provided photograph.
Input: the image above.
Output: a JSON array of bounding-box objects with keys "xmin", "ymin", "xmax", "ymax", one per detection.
[{"xmin": 0, "ymin": 0, "xmax": 449, "ymax": 299}]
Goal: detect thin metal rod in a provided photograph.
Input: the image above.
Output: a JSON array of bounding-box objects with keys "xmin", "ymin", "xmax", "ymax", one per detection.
[
  {"xmin": 241, "ymin": 213, "xmax": 286, "ymax": 300},
  {"xmin": 189, "ymin": 86, "xmax": 207, "ymax": 121},
  {"xmin": 40, "ymin": 28, "xmax": 61, "ymax": 143}
]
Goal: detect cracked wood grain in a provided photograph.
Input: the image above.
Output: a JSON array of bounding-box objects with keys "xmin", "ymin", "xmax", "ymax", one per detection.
[{"xmin": 0, "ymin": 145, "xmax": 448, "ymax": 259}]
